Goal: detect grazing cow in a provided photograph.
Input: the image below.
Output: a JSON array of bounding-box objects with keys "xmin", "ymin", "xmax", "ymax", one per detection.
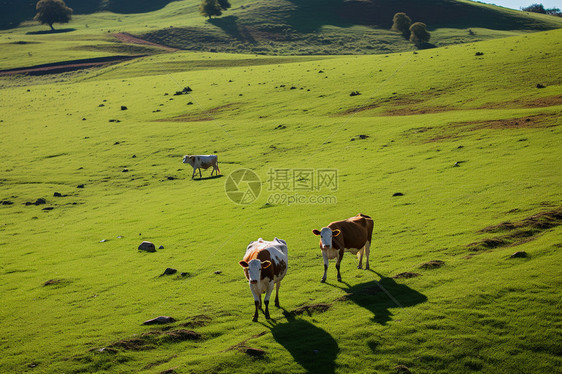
[
  {"xmin": 182, "ymin": 154, "xmax": 220, "ymax": 179},
  {"xmin": 239, "ymin": 238, "xmax": 288, "ymax": 322},
  {"xmin": 312, "ymin": 213, "xmax": 373, "ymax": 283}
]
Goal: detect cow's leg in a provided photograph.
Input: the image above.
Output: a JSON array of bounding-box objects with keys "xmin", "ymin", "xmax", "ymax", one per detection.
[
  {"xmin": 274, "ymin": 281, "xmax": 281, "ymax": 307},
  {"xmin": 191, "ymin": 168, "xmax": 196, "ymax": 179},
  {"xmin": 251, "ymin": 288, "xmax": 261, "ymax": 322},
  {"xmin": 264, "ymin": 281, "xmax": 274, "ymax": 319},
  {"xmin": 198, "ymin": 168, "xmax": 203, "ymax": 179},
  {"xmin": 357, "ymin": 246, "xmax": 364, "ymax": 269},
  {"xmin": 336, "ymin": 250, "xmax": 343, "ymax": 282},
  {"xmin": 321, "ymin": 250, "xmax": 329, "ymax": 283},
  {"xmin": 364, "ymin": 240, "xmax": 371, "ymax": 270}
]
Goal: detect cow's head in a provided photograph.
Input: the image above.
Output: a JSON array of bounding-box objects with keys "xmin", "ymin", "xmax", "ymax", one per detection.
[
  {"xmin": 239, "ymin": 259, "xmax": 272, "ymax": 284},
  {"xmin": 312, "ymin": 227, "xmax": 341, "ymax": 249},
  {"xmin": 182, "ymin": 155, "xmax": 195, "ymax": 166}
]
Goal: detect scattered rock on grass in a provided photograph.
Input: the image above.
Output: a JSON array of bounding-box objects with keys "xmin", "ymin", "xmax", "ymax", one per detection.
[
  {"xmin": 245, "ymin": 348, "xmax": 266, "ymax": 357},
  {"xmin": 143, "ymin": 316, "xmax": 176, "ymax": 325},
  {"xmin": 138, "ymin": 241, "xmax": 156, "ymax": 253},
  {"xmin": 25, "ymin": 198, "xmax": 46, "ymax": 206},
  {"xmin": 160, "ymin": 268, "xmax": 177, "ymax": 276},
  {"xmin": 510, "ymin": 251, "xmax": 528, "ymax": 259}
]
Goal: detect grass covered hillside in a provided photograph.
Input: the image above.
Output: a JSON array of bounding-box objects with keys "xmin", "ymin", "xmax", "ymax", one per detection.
[
  {"xmin": 138, "ymin": 0, "xmax": 562, "ymax": 54},
  {"xmin": 2, "ymin": 0, "xmax": 562, "ymax": 56},
  {"xmin": 0, "ymin": 10, "xmax": 561, "ymax": 372}
]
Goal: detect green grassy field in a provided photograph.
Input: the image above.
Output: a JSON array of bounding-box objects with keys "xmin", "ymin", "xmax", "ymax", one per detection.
[{"xmin": 1, "ymin": 2, "xmax": 562, "ymax": 373}]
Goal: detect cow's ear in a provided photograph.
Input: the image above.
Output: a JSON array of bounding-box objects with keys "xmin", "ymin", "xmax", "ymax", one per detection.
[
  {"xmin": 312, "ymin": 229, "xmax": 321, "ymax": 236},
  {"xmin": 190, "ymin": 156, "xmax": 195, "ymax": 161},
  {"xmin": 332, "ymin": 229, "xmax": 341, "ymax": 237},
  {"xmin": 261, "ymin": 260, "xmax": 272, "ymax": 269},
  {"xmin": 239, "ymin": 261, "xmax": 249, "ymax": 268}
]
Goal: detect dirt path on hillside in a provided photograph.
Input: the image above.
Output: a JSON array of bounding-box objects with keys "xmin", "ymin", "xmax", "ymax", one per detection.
[
  {"xmin": 114, "ymin": 32, "xmax": 179, "ymax": 52},
  {"xmin": 0, "ymin": 55, "xmax": 146, "ymax": 77}
]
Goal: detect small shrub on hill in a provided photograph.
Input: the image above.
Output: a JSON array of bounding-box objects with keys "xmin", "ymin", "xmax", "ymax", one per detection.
[
  {"xmin": 391, "ymin": 12, "xmax": 412, "ymax": 39},
  {"xmin": 409, "ymin": 22, "xmax": 431, "ymax": 46}
]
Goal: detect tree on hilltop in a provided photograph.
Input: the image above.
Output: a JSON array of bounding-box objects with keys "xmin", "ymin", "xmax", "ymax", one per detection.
[
  {"xmin": 391, "ymin": 12, "xmax": 412, "ymax": 39},
  {"xmin": 34, "ymin": 0, "xmax": 72, "ymax": 31},
  {"xmin": 522, "ymin": 3, "xmax": 562, "ymax": 16},
  {"xmin": 200, "ymin": 0, "xmax": 230, "ymax": 19},
  {"xmin": 521, "ymin": 3, "xmax": 547, "ymax": 13}
]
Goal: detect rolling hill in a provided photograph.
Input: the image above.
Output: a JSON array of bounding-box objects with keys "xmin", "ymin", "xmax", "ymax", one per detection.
[{"xmin": 2, "ymin": 0, "xmax": 562, "ymax": 56}]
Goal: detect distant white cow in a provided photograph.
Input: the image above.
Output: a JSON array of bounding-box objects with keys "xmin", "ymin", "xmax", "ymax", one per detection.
[
  {"xmin": 182, "ymin": 154, "xmax": 221, "ymax": 179},
  {"xmin": 239, "ymin": 238, "xmax": 288, "ymax": 322}
]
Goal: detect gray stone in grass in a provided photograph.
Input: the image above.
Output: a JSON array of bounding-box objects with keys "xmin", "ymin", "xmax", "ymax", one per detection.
[{"xmin": 138, "ymin": 241, "xmax": 156, "ymax": 252}]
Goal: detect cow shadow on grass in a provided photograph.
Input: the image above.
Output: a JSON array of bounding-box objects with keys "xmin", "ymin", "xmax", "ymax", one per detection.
[
  {"xmin": 266, "ymin": 310, "xmax": 339, "ymax": 374},
  {"xmin": 191, "ymin": 174, "xmax": 224, "ymax": 181},
  {"xmin": 328, "ymin": 271, "xmax": 427, "ymax": 325}
]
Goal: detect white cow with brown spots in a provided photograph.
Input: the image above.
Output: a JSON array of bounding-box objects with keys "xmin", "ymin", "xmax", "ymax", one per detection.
[
  {"xmin": 182, "ymin": 154, "xmax": 220, "ymax": 179},
  {"xmin": 239, "ymin": 238, "xmax": 288, "ymax": 322}
]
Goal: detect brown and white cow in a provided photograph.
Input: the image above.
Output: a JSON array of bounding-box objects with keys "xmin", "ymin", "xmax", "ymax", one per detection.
[
  {"xmin": 312, "ymin": 213, "xmax": 373, "ymax": 283},
  {"xmin": 239, "ymin": 238, "xmax": 288, "ymax": 322},
  {"xmin": 182, "ymin": 154, "xmax": 221, "ymax": 179}
]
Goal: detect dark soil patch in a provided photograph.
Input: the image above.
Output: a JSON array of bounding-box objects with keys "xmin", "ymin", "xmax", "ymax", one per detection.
[
  {"xmin": 181, "ymin": 314, "xmax": 212, "ymax": 328},
  {"xmin": 290, "ymin": 303, "xmax": 332, "ymax": 316},
  {"xmin": 392, "ymin": 272, "xmax": 421, "ymax": 279},
  {"xmin": 109, "ymin": 337, "xmax": 152, "ymax": 351},
  {"xmin": 160, "ymin": 329, "xmax": 201, "ymax": 342},
  {"xmin": 43, "ymin": 278, "xmax": 67, "ymax": 286},
  {"xmin": 418, "ymin": 260, "xmax": 445, "ymax": 269},
  {"xmin": 107, "ymin": 328, "xmax": 202, "ymax": 352},
  {"xmin": 383, "ymin": 105, "xmax": 455, "ymax": 116},
  {"xmin": 0, "ymin": 55, "xmax": 146, "ymax": 76},
  {"xmin": 406, "ymin": 113, "xmax": 559, "ymax": 143},
  {"xmin": 461, "ymin": 113, "xmax": 559, "ymax": 131},
  {"xmin": 467, "ymin": 207, "xmax": 561, "ymax": 252},
  {"xmin": 481, "ymin": 208, "xmax": 562, "ymax": 233},
  {"xmin": 478, "ymin": 95, "xmax": 562, "ymax": 109}
]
